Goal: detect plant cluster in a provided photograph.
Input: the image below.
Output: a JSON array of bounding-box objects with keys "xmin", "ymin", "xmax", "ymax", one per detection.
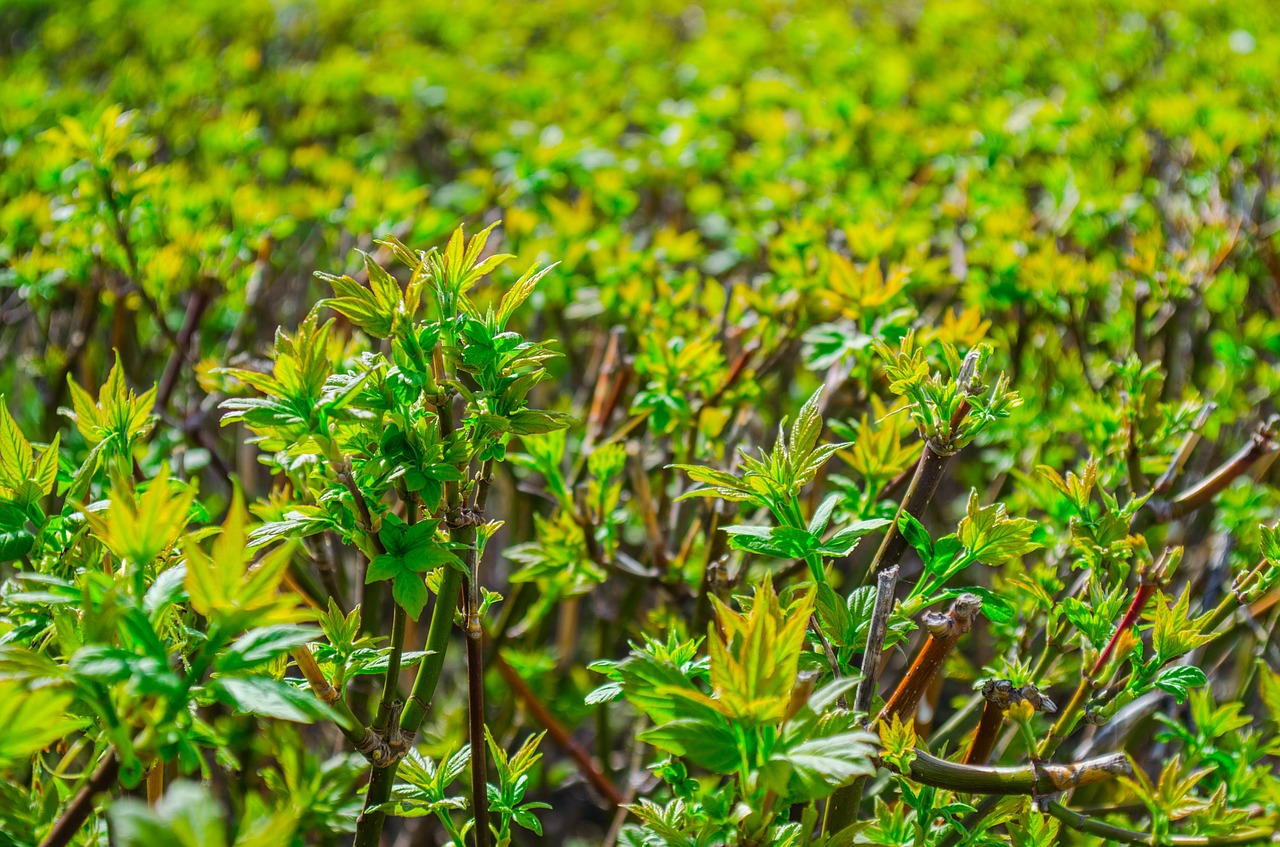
[{"xmin": 3, "ymin": 1, "xmax": 1280, "ymax": 846}]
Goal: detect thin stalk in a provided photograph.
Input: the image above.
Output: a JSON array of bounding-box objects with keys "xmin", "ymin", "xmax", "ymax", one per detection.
[
  {"xmin": 1046, "ymin": 801, "xmax": 1274, "ymax": 846},
  {"xmin": 1144, "ymin": 420, "xmax": 1278, "ymax": 525},
  {"xmin": 146, "ymin": 761, "xmax": 164, "ymax": 806},
  {"xmin": 1041, "ymin": 549, "xmax": 1175, "ymax": 759},
  {"xmin": 854, "ymin": 565, "xmax": 901, "ymax": 717},
  {"xmin": 824, "ymin": 565, "xmax": 898, "ymax": 833},
  {"xmin": 355, "ymin": 568, "xmax": 464, "ymax": 846},
  {"xmin": 855, "ymin": 355, "xmax": 979, "ymax": 588},
  {"xmin": 491, "ymin": 650, "xmax": 623, "ymax": 806},
  {"xmin": 964, "ymin": 700, "xmax": 1007, "ymax": 766},
  {"xmin": 373, "ymin": 604, "xmax": 407, "ymax": 733},
  {"xmin": 467, "ymin": 460, "xmax": 495, "ymax": 847},
  {"xmin": 1152, "ymin": 402, "xmax": 1217, "ymax": 496},
  {"xmin": 1037, "ymin": 677, "xmax": 1093, "ymax": 761},
  {"xmin": 155, "ymin": 286, "xmax": 210, "ymax": 411},
  {"xmin": 856, "ymin": 445, "xmax": 953, "ymax": 585},
  {"xmin": 467, "ymin": 623, "xmax": 490, "ymax": 847},
  {"xmin": 354, "ymin": 379, "xmax": 466, "ymax": 847},
  {"xmin": 38, "ymin": 751, "xmax": 120, "ymax": 847}
]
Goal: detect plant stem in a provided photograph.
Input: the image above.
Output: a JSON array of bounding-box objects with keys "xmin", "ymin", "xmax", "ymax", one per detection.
[
  {"xmin": 824, "ymin": 564, "xmax": 899, "ymax": 833},
  {"xmin": 1144, "ymin": 419, "xmax": 1278, "ymax": 524},
  {"xmin": 1151, "ymin": 402, "xmax": 1216, "ymax": 496},
  {"xmin": 905, "ymin": 748, "xmax": 1130, "ymax": 795},
  {"xmin": 354, "ymin": 379, "xmax": 467, "ymax": 847},
  {"xmin": 354, "ymin": 568, "xmax": 464, "ymax": 846},
  {"xmin": 877, "ymin": 593, "xmax": 981, "ymax": 726},
  {"xmin": 467, "ymin": 618, "xmax": 491, "ymax": 847},
  {"xmin": 854, "ymin": 357, "xmax": 980, "ymax": 588},
  {"xmin": 1040, "ymin": 548, "xmax": 1175, "ymax": 760},
  {"xmin": 292, "ymin": 645, "xmax": 387, "ymax": 760},
  {"xmin": 1046, "ymin": 801, "xmax": 1274, "ymax": 846},
  {"xmin": 964, "ymin": 698, "xmax": 1007, "ymax": 766},
  {"xmin": 155, "ymin": 286, "xmax": 210, "ymax": 411},
  {"xmin": 38, "ymin": 750, "xmax": 120, "ymax": 847},
  {"xmin": 854, "ymin": 564, "xmax": 901, "ymax": 717},
  {"xmin": 1037, "ymin": 677, "xmax": 1093, "ymax": 761},
  {"xmin": 373, "ymin": 604, "xmax": 407, "ymax": 733},
  {"xmin": 856, "ymin": 445, "xmax": 953, "ymax": 585},
  {"xmin": 491, "ymin": 650, "xmax": 623, "ymax": 807},
  {"xmin": 467, "ymin": 459, "xmax": 494, "ymax": 847}
]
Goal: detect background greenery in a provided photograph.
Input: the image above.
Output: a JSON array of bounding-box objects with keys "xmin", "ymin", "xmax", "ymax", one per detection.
[{"xmin": 2, "ymin": 0, "xmax": 1280, "ymax": 844}]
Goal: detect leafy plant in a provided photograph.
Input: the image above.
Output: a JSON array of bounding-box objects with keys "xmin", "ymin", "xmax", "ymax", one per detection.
[{"xmin": 4, "ymin": 2, "xmax": 1280, "ymax": 846}]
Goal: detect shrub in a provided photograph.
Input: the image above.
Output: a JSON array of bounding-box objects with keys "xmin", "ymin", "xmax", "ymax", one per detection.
[{"xmin": 3, "ymin": 2, "xmax": 1280, "ymax": 846}]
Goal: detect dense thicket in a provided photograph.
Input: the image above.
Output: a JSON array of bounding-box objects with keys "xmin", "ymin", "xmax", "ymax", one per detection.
[{"xmin": 2, "ymin": 2, "xmax": 1280, "ymax": 845}]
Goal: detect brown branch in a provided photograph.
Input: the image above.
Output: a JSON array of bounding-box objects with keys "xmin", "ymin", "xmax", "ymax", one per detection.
[
  {"xmin": 878, "ymin": 593, "xmax": 981, "ymax": 727},
  {"xmin": 855, "ymin": 351, "xmax": 981, "ymax": 586},
  {"xmin": 39, "ymin": 750, "xmax": 120, "ymax": 847},
  {"xmin": 337, "ymin": 462, "xmax": 383, "ymax": 552},
  {"xmin": 1152, "ymin": 402, "xmax": 1217, "ymax": 496},
  {"xmin": 292, "ymin": 645, "xmax": 390, "ymax": 763},
  {"xmin": 856, "ymin": 445, "xmax": 953, "ymax": 585},
  {"xmin": 155, "ymin": 285, "xmax": 211, "ymax": 411},
  {"xmin": 1145, "ymin": 419, "xmax": 1278, "ymax": 524},
  {"xmin": 965, "ymin": 684, "xmax": 1011, "ymax": 766},
  {"xmin": 467, "ymin": 620, "xmax": 491, "ymax": 847},
  {"xmin": 586, "ymin": 327, "xmax": 627, "ymax": 440},
  {"xmin": 1091, "ymin": 547, "xmax": 1178, "ymax": 679},
  {"xmin": 492, "ymin": 650, "xmax": 624, "ymax": 807},
  {"xmin": 963, "ymin": 680, "xmax": 1057, "ymax": 765},
  {"xmin": 853, "ymin": 565, "xmax": 900, "ymax": 718}
]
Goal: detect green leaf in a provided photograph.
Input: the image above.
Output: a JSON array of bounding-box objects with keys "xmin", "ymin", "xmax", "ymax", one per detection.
[
  {"xmin": 898, "ymin": 512, "xmax": 932, "ymax": 562},
  {"xmin": 639, "ymin": 717, "xmax": 741, "ymax": 774},
  {"xmin": 215, "ymin": 676, "xmax": 338, "ymax": 724},
  {"xmin": 0, "ymin": 681, "xmax": 84, "ymax": 767},
  {"xmin": 764, "ymin": 730, "xmax": 878, "ymax": 802},
  {"xmin": 0, "ymin": 401, "xmax": 33, "ymax": 489},
  {"xmin": 957, "ymin": 490, "xmax": 1039, "ymax": 565},
  {"xmin": 393, "ymin": 571, "xmax": 430, "ymax": 621},
  {"xmin": 808, "ymin": 493, "xmax": 840, "ymax": 535},
  {"xmin": 1151, "ymin": 587, "xmax": 1214, "ymax": 663},
  {"xmin": 248, "ymin": 507, "xmax": 332, "ymax": 549},
  {"xmin": 508, "ymin": 409, "xmax": 575, "ymax": 435},
  {"xmin": 367, "ymin": 554, "xmax": 403, "ymax": 584},
  {"xmin": 723, "ymin": 524, "xmax": 809, "ymax": 559},
  {"xmin": 936, "ymin": 587, "xmax": 1015, "ymax": 624},
  {"xmin": 815, "ymin": 582, "xmax": 853, "ymax": 646},
  {"xmin": 789, "ymin": 388, "xmax": 825, "ymax": 460},
  {"xmin": 819, "ymin": 518, "xmax": 892, "ymax": 556},
  {"xmin": 1154, "ymin": 665, "xmax": 1208, "ymax": 703},
  {"xmin": 0, "ymin": 528, "xmax": 33, "ymax": 564},
  {"xmin": 218, "ymin": 625, "xmax": 319, "ymax": 672}
]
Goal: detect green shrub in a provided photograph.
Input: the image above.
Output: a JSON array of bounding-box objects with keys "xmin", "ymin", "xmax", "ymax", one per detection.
[{"xmin": 3, "ymin": 1, "xmax": 1280, "ymax": 845}]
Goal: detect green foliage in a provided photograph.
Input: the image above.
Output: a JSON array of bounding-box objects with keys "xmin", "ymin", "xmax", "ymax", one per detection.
[{"xmin": 2, "ymin": 2, "xmax": 1280, "ymax": 845}]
